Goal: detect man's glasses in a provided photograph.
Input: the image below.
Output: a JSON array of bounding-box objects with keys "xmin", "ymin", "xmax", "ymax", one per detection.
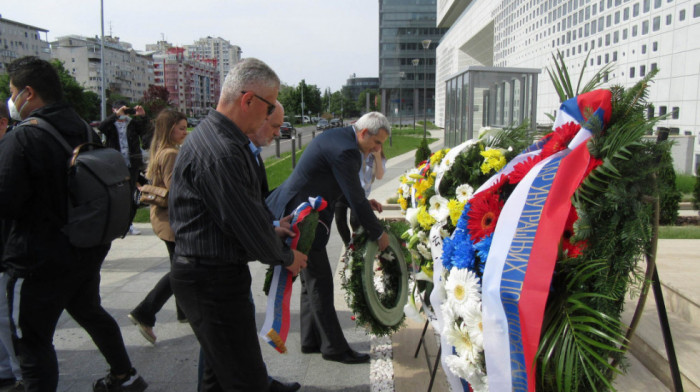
[{"xmin": 241, "ymin": 91, "xmax": 276, "ymax": 115}]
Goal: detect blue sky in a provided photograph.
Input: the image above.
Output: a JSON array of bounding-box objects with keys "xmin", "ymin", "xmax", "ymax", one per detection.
[{"xmin": 2, "ymin": 0, "xmax": 380, "ymax": 91}]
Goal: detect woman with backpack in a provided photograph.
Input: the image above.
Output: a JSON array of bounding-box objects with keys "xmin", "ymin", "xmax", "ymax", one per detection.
[{"xmin": 128, "ymin": 109, "xmax": 188, "ymax": 344}]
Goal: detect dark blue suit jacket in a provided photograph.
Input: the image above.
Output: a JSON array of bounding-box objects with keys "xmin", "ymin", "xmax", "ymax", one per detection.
[{"xmin": 266, "ymin": 126, "xmax": 383, "ymax": 243}]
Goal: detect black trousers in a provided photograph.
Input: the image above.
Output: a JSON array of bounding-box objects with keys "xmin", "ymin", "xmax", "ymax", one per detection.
[
  {"xmin": 7, "ymin": 248, "xmax": 132, "ymax": 392},
  {"xmin": 299, "ymin": 223, "xmax": 351, "ymax": 356},
  {"xmin": 131, "ymin": 240, "xmax": 185, "ymax": 326},
  {"xmin": 170, "ymin": 258, "xmax": 269, "ymax": 392}
]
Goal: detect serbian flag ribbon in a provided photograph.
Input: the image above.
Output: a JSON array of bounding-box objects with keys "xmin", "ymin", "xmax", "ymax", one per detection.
[{"xmin": 260, "ymin": 196, "xmax": 327, "ymax": 353}]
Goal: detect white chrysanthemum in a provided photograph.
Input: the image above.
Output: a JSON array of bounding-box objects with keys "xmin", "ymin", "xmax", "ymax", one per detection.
[
  {"xmin": 440, "ymin": 302, "xmax": 457, "ymax": 329},
  {"xmin": 416, "ymin": 243, "xmax": 432, "ymax": 260},
  {"xmin": 400, "ymin": 183, "xmax": 410, "ymax": 197},
  {"xmin": 445, "ymin": 268, "xmax": 481, "ymax": 307},
  {"xmin": 463, "ymin": 301, "xmax": 484, "ymax": 350},
  {"xmin": 405, "ymin": 208, "xmax": 419, "ymax": 228},
  {"xmin": 428, "ymin": 195, "xmax": 450, "ymax": 222},
  {"xmin": 470, "ymin": 373, "xmax": 489, "ymax": 392},
  {"xmin": 445, "ymin": 321, "xmax": 479, "ymax": 363},
  {"xmin": 455, "ymin": 184, "xmax": 475, "ymax": 203},
  {"xmin": 444, "ymin": 353, "xmax": 480, "ymax": 380}
]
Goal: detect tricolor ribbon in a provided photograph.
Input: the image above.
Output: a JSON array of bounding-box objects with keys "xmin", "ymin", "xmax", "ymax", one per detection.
[
  {"xmin": 479, "ymin": 90, "xmax": 612, "ymax": 391},
  {"xmin": 260, "ymin": 196, "xmax": 326, "ymax": 353}
]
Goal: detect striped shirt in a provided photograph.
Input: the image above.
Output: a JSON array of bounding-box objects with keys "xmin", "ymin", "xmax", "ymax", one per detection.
[{"xmin": 169, "ymin": 109, "xmax": 293, "ymax": 266}]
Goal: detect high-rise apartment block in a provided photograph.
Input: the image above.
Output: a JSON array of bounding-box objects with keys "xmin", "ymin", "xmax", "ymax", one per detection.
[
  {"xmin": 0, "ymin": 16, "xmax": 51, "ymax": 73},
  {"xmin": 51, "ymin": 35, "xmax": 154, "ymax": 104},
  {"xmin": 435, "ymin": 0, "xmax": 700, "ymax": 168},
  {"xmin": 378, "ymin": 0, "xmax": 446, "ymax": 123},
  {"xmin": 153, "ymin": 47, "xmax": 220, "ymax": 117},
  {"xmin": 185, "ymin": 36, "xmax": 241, "ymax": 85}
]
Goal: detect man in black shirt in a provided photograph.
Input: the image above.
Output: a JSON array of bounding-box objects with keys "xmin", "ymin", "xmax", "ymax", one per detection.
[{"xmin": 169, "ymin": 58, "xmax": 307, "ymax": 392}]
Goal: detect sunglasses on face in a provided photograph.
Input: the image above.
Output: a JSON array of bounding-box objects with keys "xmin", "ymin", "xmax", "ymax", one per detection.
[{"xmin": 241, "ymin": 91, "xmax": 275, "ymax": 115}]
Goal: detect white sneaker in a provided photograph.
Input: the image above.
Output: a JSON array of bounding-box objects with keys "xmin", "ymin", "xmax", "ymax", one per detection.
[{"xmin": 128, "ymin": 225, "xmax": 141, "ymax": 235}]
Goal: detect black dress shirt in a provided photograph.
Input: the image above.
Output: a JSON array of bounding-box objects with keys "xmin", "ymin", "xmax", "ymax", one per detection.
[{"xmin": 169, "ymin": 109, "xmax": 293, "ymax": 266}]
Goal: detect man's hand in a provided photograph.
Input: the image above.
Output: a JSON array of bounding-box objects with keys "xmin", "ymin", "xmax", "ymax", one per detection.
[
  {"xmin": 274, "ymin": 214, "xmax": 296, "ymax": 239},
  {"xmin": 114, "ymin": 106, "xmax": 128, "ymax": 117},
  {"xmin": 377, "ymin": 231, "xmax": 389, "ymax": 251},
  {"xmin": 134, "ymin": 105, "xmax": 146, "ymax": 116},
  {"xmin": 369, "ymin": 199, "xmax": 383, "ymax": 213},
  {"xmin": 285, "ymin": 249, "xmax": 308, "ymax": 276}
]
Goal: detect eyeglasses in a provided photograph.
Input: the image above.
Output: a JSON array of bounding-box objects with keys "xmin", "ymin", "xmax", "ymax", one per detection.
[{"xmin": 241, "ymin": 91, "xmax": 276, "ymax": 116}]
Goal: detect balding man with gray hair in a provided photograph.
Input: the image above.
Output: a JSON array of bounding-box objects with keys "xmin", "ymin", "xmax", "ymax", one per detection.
[
  {"xmin": 266, "ymin": 111, "xmax": 391, "ymax": 365},
  {"xmin": 169, "ymin": 58, "xmax": 307, "ymax": 392}
]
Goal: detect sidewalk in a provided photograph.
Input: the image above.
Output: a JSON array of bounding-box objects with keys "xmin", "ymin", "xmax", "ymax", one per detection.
[{"xmin": 40, "ymin": 129, "xmax": 697, "ymax": 391}]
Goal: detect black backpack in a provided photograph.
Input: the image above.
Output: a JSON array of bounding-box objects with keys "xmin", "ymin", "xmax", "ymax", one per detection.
[{"xmin": 21, "ymin": 117, "xmax": 134, "ymax": 247}]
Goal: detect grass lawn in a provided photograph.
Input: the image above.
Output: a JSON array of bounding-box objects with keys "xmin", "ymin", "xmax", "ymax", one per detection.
[
  {"xmin": 658, "ymin": 225, "xmax": 700, "ymax": 239},
  {"xmin": 133, "ymin": 206, "xmax": 150, "ymax": 223}
]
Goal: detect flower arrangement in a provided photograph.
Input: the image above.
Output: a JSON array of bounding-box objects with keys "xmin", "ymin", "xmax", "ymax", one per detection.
[
  {"xmin": 437, "ymin": 71, "xmax": 665, "ymax": 391},
  {"xmin": 340, "ymin": 219, "xmax": 411, "ymax": 336}
]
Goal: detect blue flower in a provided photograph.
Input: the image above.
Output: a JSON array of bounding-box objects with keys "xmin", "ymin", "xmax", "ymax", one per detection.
[
  {"xmin": 455, "ymin": 204, "xmax": 470, "ymax": 231},
  {"xmin": 474, "ymin": 233, "xmax": 493, "ymax": 262},
  {"xmin": 441, "ymin": 237, "xmax": 455, "ymax": 271},
  {"xmin": 453, "ymin": 237, "xmax": 476, "ymax": 270}
]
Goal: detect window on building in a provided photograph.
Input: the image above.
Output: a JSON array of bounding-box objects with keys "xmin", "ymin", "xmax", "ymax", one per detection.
[
  {"xmin": 599, "ymin": 37, "xmax": 603, "ymax": 46},
  {"xmin": 592, "ymin": 19, "xmax": 598, "ymax": 33},
  {"xmin": 630, "ymin": 66, "xmax": 636, "ymax": 77},
  {"xmin": 659, "ymin": 106, "xmax": 667, "ymax": 116},
  {"xmin": 616, "ymin": 0, "xmax": 622, "ymax": 5},
  {"xmin": 623, "ymin": 28, "xmax": 628, "ymax": 39},
  {"xmin": 597, "ymin": 55, "xmax": 602, "ymax": 65},
  {"xmin": 651, "ymin": 62, "xmax": 657, "ymax": 71},
  {"xmin": 613, "ymin": 51, "xmax": 618, "ymax": 61},
  {"xmin": 593, "ymin": 3, "xmax": 598, "ymax": 15},
  {"xmin": 614, "ymin": 30, "xmax": 620, "ymax": 42},
  {"xmin": 615, "ymin": 11, "xmax": 621, "ymax": 23},
  {"xmin": 633, "ymin": 3, "xmax": 640, "ymax": 16},
  {"xmin": 624, "ymin": 7, "xmax": 630, "ymax": 20},
  {"xmin": 633, "ymin": 24, "xmax": 639, "ymax": 36},
  {"xmin": 642, "ymin": 44, "xmax": 647, "ymax": 53},
  {"xmin": 644, "ymin": 0, "xmax": 650, "ymax": 12},
  {"xmin": 600, "ymin": 0, "xmax": 605, "ymax": 11},
  {"xmin": 653, "ymin": 41, "xmax": 658, "ymax": 51},
  {"xmin": 653, "ymin": 16, "xmax": 661, "ymax": 31},
  {"xmin": 680, "ymin": 9, "xmax": 686, "ymax": 20},
  {"xmin": 608, "ymin": 0, "xmax": 613, "ymax": 7},
  {"xmin": 695, "ymin": 3, "xmax": 700, "ymax": 17},
  {"xmin": 646, "ymin": 106, "xmax": 654, "ymax": 118},
  {"xmin": 642, "ymin": 20, "xmax": 649, "ymax": 34},
  {"xmin": 640, "ymin": 64, "xmax": 646, "ymax": 76},
  {"xmin": 654, "ymin": 0, "xmax": 662, "ymax": 8},
  {"xmin": 607, "ymin": 14, "xmax": 612, "ymax": 26},
  {"xmin": 672, "ymin": 107, "xmax": 680, "ymax": 119},
  {"xmin": 605, "ymin": 53, "xmax": 610, "ymax": 63},
  {"xmin": 665, "ymin": 13, "xmax": 672, "ymax": 24},
  {"xmin": 606, "ymin": 33, "xmax": 611, "ymax": 45}
]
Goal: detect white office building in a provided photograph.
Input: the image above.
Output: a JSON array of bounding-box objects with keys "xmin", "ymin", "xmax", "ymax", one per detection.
[
  {"xmin": 185, "ymin": 36, "xmax": 241, "ymax": 85},
  {"xmin": 0, "ymin": 16, "xmax": 51, "ymax": 73},
  {"xmin": 436, "ymin": 0, "xmax": 700, "ymax": 171}
]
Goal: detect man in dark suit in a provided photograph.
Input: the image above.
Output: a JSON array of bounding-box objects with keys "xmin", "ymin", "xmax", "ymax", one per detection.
[{"xmin": 266, "ymin": 111, "xmax": 391, "ymax": 364}]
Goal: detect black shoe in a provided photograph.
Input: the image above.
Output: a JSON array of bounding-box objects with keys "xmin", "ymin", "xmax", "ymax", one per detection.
[
  {"xmin": 322, "ymin": 349, "xmax": 370, "ymax": 364},
  {"xmin": 269, "ymin": 378, "xmax": 301, "ymax": 392},
  {"xmin": 300, "ymin": 345, "xmax": 321, "ymax": 354},
  {"xmin": 93, "ymin": 367, "xmax": 148, "ymax": 392}
]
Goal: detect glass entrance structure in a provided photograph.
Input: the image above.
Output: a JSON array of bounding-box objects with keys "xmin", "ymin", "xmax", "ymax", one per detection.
[{"xmin": 444, "ymin": 66, "xmax": 540, "ymax": 147}]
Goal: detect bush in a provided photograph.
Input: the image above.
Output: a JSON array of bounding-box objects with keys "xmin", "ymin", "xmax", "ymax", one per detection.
[
  {"xmin": 657, "ymin": 145, "xmax": 681, "ymax": 225},
  {"xmin": 676, "ymin": 174, "xmax": 695, "ymax": 193},
  {"xmin": 414, "ymin": 137, "xmax": 431, "ymax": 167},
  {"xmin": 694, "ymin": 164, "xmax": 700, "ymax": 210}
]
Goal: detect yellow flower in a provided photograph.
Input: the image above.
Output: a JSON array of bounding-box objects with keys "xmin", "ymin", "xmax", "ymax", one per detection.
[
  {"xmin": 430, "ymin": 148, "xmax": 450, "ymax": 166},
  {"xmin": 417, "ymin": 206, "xmax": 436, "ymax": 230},
  {"xmin": 398, "ymin": 196, "xmax": 408, "ymax": 211},
  {"xmin": 448, "ymin": 199, "xmax": 466, "ymax": 226},
  {"xmin": 414, "ymin": 177, "xmax": 433, "ymax": 198},
  {"xmin": 480, "ymin": 148, "xmax": 506, "ymax": 174}
]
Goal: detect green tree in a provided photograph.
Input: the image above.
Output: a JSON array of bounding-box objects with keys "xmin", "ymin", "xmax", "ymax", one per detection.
[{"xmin": 357, "ymin": 89, "xmax": 379, "ymax": 114}]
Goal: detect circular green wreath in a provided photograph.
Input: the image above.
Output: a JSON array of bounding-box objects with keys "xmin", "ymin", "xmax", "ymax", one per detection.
[{"xmin": 341, "ymin": 220, "xmax": 410, "ymax": 336}]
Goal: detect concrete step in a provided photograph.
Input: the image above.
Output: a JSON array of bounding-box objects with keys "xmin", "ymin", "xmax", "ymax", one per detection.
[{"xmin": 622, "ymin": 295, "xmax": 700, "ymax": 392}]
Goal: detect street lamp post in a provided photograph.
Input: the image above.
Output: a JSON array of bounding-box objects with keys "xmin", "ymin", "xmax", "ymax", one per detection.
[
  {"xmin": 397, "ymin": 71, "xmax": 405, "ymax": 147},
  {"xmin": 412, "ymin": 58, "xmax": 420, "ymax": 133},
  {"xmin": 421, "ymin": 39, "xmax": 431, "ymax": 139}
]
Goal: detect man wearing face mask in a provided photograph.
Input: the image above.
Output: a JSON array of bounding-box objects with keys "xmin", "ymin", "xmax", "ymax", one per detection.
[
  {"xmin": 99, "ymin": 100, "xmax": 152, "ymax": 235},
  {"xmin": 0, "ymin": 56, "xmax": 148, "ymax": 392}
]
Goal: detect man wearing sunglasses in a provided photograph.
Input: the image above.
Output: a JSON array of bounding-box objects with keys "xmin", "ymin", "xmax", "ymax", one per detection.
[{"xmin": 169, "ymin": 58, "xmax": 307, "ymax": 392}]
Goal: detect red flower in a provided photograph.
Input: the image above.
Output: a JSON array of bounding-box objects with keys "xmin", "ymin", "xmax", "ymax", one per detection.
[
  {"xmin": 467, "ymin": 190, "xmax": 504, "ymax": 243},
  {"xmin": 508, "ymin": 155, "xmax": 543, "ymax": 184},
  {"xmin": 582, "ymin": 157, "xmax": 603, "ymax": 180},
  {"xmin": 561, "ymin": 206, "xmax": 586, "ymax": 258},
  {"xmin": 541, "ymin": 122, "xmax": 582, "ymax": 158}
]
